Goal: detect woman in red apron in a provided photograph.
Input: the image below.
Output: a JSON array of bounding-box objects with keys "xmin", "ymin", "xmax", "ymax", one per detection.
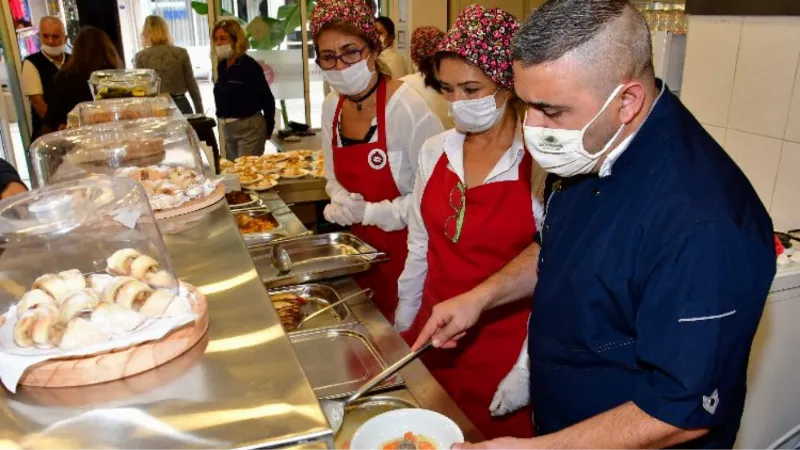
[
  {"xmin": 395, "ymin": 5, "xmax": 535, "ymax": 440},
  {"xmin": 309, "ymin": 0, "xmax": 444, "ymax": 322}
]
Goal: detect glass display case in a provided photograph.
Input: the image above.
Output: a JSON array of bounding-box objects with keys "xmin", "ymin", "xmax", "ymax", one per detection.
[
  {"xmin": 0, "ymin": 176, "xmax": 178, "ymax": 311},
  {"xmin": 88, "ymin": 69, "xmax": 161, "ymax": 100},
  {"xmin": 67, "ymin": 97, "xmax": 180, "ymax": 128},
  {"xmin": 30, "ymin": 118, "xmax": 216, "ymax": 213}
]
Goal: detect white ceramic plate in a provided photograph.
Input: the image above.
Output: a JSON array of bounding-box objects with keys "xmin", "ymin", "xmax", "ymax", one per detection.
[
  {"xmin": 244, "ymin": 178, "xmax": 278, "ymax": 191},
  {"xmin": 351, "ymin": 409, "xmax": 464, "ymax": 450}
]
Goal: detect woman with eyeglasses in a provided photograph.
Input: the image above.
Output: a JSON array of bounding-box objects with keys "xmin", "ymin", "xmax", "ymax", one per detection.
[
  {"xmin": 309, "ymin": 0, "xmax": 444, "ymax": 322},
  {"xmin": 395, "ymin": 5, "xmax": 539, "ymax": 439},
  {"xmin": 213, "ymin": 19, "xmax": 275, "ymax": 159}
]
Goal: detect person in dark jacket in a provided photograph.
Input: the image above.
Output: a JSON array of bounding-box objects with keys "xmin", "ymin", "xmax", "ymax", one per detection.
[
  {"xmin": 0, "ymin": 159, "xmax": 27, "ymax": 199},
  {"xmin": 21, "ymin": 16, "xmax": 69, "ymax": 140},
  {"xmin": 212, "ymin": 19, "xmax": 275, "ymax": 159},
  {"xmin": 45, "ymin": 26, "xmax": 122, "ymax": 131}
]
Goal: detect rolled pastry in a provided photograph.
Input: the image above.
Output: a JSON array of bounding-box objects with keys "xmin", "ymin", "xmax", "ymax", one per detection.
[
  {"xmin": 87, "ymin": 273, "xmax": 115, "ymax": 292},
  {"xmin": 17, "ymin": 289, "xmax": 56, "ymax": 315},
  {"xmin": 146, "ymin": 270, "xmax": 176, "ymax": 289},
  {"xmin": 106, "ymin": 249, "xmax": 142, "ymax": 276},
  {"xmin": 115, "ymin": 279, "xmax": 153, "ymax": 310},
  {"xmin": 32, "ymin": 274, "xmax": 71, "ymax": 304},
  {"xmin": 59, "ymin": 318, "xmax": 110, "ymax": 350},
  {"xmin": 138, "ymin": 289, "xmax": 187, "ymax": 317},
  {"xmin": 102, "ymin": 276, "xmax": 137, "ymax": 304},
  {"xmin": 30, "ymin": 309, "xmax": 59, "ymax": 349},
  {"xmin": 130, "ymin": 255, "xmax": 159, "ymax": 280},
  {"xmin": 91, "ymin": 302, "xmax": 143, "ymax": 333},
  {"xmin": 13, "ymin": 311, "xmax": 38, "ymax": 347},
  {"xmin": 60, "ymin": 289, "xmax": 100, "ymax": 322},
  {"xmin": 58, "ymin": 269, "xmax": 86, "ymax": 292}
]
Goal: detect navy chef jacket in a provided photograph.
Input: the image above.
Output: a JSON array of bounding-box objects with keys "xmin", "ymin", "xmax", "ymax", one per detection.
[{"xmin": 529, "ymin": 82, "xmax": 776, "ymax": 448}]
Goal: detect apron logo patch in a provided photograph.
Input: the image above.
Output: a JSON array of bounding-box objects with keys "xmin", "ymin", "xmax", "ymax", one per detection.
[
  {"xmin": 368, "ymin": 149, "xmax": 388, "ymax": 170},
  {"xmin": 703, "ymin": 389, "xmax": 719, "ymax": 415}
]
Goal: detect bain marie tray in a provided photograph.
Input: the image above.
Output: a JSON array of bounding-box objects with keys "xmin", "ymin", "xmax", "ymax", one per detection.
[
  {"xmin": 334, "ymin": 393, "xmax": 419, "ymax": 448},
  {"xmin": 267, "ymin": 284, "xmax": 359, "ymax": 332},
  {"xmin": 288, "ymin": 323, "xmax": 404, "ymax": 400},
  {"xmin": 251, "ymin": 232, "xmax": 389, "ymax": 288}
]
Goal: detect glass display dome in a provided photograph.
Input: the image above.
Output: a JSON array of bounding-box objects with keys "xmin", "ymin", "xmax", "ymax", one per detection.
[
  {"xmin": 0, "ymin": 176, "xmax": 178, "ymax": 309},
  {"xmin": 89, "ymin": 69, "xmax": 161, "ymax": 100},
  {"xmin": 67, "ymin": 97, "xmax": 180, "ymax": 128},
  {"xmin": 30, "ymin": 118, "xmax": 216, "ymax": 213}
]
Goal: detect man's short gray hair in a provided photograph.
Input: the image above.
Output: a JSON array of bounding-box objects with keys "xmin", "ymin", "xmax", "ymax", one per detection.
[
  {"xmin": 512, "ymin": 0, "xmax": 654, "ymax": 92},
  {"xmin": 39, "ymin": 15, "xmax": 66, "ymax": 34}
]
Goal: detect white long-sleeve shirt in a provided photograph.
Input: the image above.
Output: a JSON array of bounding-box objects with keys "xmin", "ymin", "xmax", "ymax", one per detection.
[
  {"xmin": 321, "ymin": 82, "xmax": 444, "ymax": 231},
  {"xmin": 395, "ymin": 123, "xmax": 546, "ymax": 326}
]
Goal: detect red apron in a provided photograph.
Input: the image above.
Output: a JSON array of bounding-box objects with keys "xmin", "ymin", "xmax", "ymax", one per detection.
[
  {"xmin": 404, "ymin": 150, "xmax": 536, "ymax": 439},
  {"xmin": 331, "ymin": 78, "xmax": 407, "ymax": 323}
]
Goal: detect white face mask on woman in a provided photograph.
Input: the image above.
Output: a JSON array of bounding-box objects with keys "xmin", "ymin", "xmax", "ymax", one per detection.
[
  {"xmin": 216, "ymin": 44, "xmax": 234, "ymax": 59},
  {"xmin": 523, "ymin": 84, "xmax": 626, "ymax": 177},
  {"xmin": 322, "ymin": 59, "xmax": 375, "ymax": 96},
  {"xmin": 449, "ymin": 91, "xmax": 508, "ymax": 134}
]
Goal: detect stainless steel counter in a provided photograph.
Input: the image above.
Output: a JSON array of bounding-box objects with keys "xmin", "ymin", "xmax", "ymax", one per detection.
[{"xmin": 0, "ymin": 201, "xmax": 331, "ymax": 449}]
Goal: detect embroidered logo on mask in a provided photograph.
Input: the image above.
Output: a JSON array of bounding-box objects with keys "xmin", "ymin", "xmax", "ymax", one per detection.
[
  {"xmin": 540, "ymin": 135, "xmax": 562, "ymax": 150},
  {"xmin": 703, "ymin": 389, "xmax": 719, "ymax": 415},
  {"xmin": 368, "ymin": 148, "xmax": 388, "ymax": 170}
]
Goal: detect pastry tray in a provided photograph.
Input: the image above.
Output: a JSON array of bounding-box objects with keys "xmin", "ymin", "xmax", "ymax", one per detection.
[
  {"xmin": 288, "ymin": 323, "xmax": 404, "ymax": 400},
  {"xmin": 334, "ymin": 393, "xmax": 419, "ymax": 448},
  {"xmin": 250, "ymin": 233, "xmax": 390, "ymax": 288},
  {"xmin": 267, "ymin": 284, "xmax": 359, "ymax": 332},
  {"xmin": 233, "ymin": 210, "xmax": 288, "ymax": 245}
]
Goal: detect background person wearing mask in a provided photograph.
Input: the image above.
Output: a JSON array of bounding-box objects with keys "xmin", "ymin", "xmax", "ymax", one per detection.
[
  {"xmin": 45, "ymin": 27, "xmax": 122, "ymax": 131},
  {"xmin": 136, "ymin": 15, "xmax": 204, "ymax": 115},
  {"xmin": 411, "ymin": 0, "xmax": 776, "ymax": 448},
  {"xmin": 395, "ymin": 6, "xmax": 535, "ymax": 440},
  {"xmin": 213, "ymin": 19, "xmax": 275, "ymax": 159},
  {"xmin": 375, "ymin": 16, "xmax": 407, "ymax": 80},
  {"xmin": 310, "ymin": 0, "xmax": 443, "ymax": 322},
  {"xmin": 400, "ymin": 26, "xmax": 452, "ymax": 129},
  {"xmin": 22, "ymin": 16, "xmax": 68, "ymax": 140}
]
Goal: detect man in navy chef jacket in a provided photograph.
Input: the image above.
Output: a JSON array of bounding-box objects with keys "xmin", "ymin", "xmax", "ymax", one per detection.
[{"xmin": 410, "ymin": 0, "xmax": 776, "ymax": 448}]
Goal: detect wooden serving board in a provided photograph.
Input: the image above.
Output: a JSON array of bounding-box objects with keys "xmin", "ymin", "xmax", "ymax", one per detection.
[
  {"xmin": 154, "ymin": 183, "xmax": 225, "ymax": 220},
  {"xmin": 19, "ymin": 285, "xmax": 209, "ymax": 388}
]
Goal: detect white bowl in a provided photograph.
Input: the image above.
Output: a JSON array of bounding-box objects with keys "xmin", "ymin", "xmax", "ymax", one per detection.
[{"xmin": 350, "ymin": 408, "xmax": 464, "ymax": 450}]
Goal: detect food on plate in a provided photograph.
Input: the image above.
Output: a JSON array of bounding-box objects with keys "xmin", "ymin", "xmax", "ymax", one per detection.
[
  {"xmin": 239, "ymin": 173, "xmax": 264, "ymax": 185},
  {"xmin": 382, "ymin": 432, "xmax": 437, "ymax": 450},
  {"xmin": 234, "ymin": 213, "xmax": 278, "ymax": 234},
  {"xmin": 225, "ymin": 190, "xmax": 254, "ymax": 205},
  {"xmin": 220, "ymin": 158, "xmax": 234, "ymax": 169},
  {"xmin": 310, "ymin": 168, "xmax": 325, "ymax": 178},
  {"xmin": 114, "ymin": 165, "xmax": 217, "ymax": 211},
  {"xmin": 245, "ymin": 178, "xmax": 278, "ymax": 191},
  {"xmin": 281, "ymin": 167, "xmax": 309, "ymax": 178},
  {"xmin": 270, "ymin": 293, "xmax": 307, "ymax": 330},
  {"xmin": 8, "ymin": 249, "xmax": 189, "ymax": 350}
]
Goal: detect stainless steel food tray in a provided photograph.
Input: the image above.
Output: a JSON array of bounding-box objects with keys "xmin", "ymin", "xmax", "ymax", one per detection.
[
  {"xmin": 268, "ymin": 284, "xmax": 359, "ymax": 332},
  {"xmin": 250, "ymin": 232, "xmax": 390, "ymax": 288},
  {"xmin": 227, "ymin": 192, "xmax": 260, "ymax": 210},
  {"xmin": 334, "ymin": 393, "xmax": 419, "ymax": 448},
  {"xmin": 289, "ymin": 323, "xmax": 404, "ymax": 400},
  {"xmin": 234, "ymin": 210, "xmax": 288, "ymax": 245}
]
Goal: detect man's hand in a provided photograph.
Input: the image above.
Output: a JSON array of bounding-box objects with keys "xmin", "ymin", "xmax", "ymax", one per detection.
[
  {"xmin": 1, "ymin": 181, "xmax": 27, "ymax": 199},
  {"xmin": 454, "ymin": 437, "xmax": 538, "ymax": 450},
  {"xmin": 411, "ymin": 289, "xmax": 488, "ymax": 351}
]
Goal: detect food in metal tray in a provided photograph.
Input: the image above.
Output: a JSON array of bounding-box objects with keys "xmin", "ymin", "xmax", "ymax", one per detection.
[
  {"xmin": 270, "ymin": 292, "xmax": 307, "ymax": 330},
  {"xmin": 225, "ymin": 190, "xmax": 253, "ymax": 206},
  {"xmin": 10, "ymin": 249, "xmax": 188, "ymax": 351},
  {"xmin": 235, "ymin": 212, "xmax": 278, "ymax": 234}
]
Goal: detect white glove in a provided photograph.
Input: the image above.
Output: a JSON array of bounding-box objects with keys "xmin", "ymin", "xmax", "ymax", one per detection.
[
  {"xmin": 323, "ymin": 202, "xmax": 354, "ymax": 226},
  {"xmin": 333, "ymin": 191, "xmax": 367, "ymax": 224},
  {"xmin": 490, "ymin": 337, "xmax": 531, "ymax": 417}
]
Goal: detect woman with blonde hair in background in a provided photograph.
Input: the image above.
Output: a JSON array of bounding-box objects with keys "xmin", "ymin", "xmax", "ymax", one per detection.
[
  {"xmin": 400, "ymin": 26, "xmax": 452, "ymax": 129},
  {"xmin": 310, "ymin": 0, "xmax": 443, "ymax": 321},
  {"xmin": 135, "ymin": 15, "xmax": 204, "ymax": 115},
  {"xmin": 212, "ymin": 18, "xmax": 275, "ymax": 159}
]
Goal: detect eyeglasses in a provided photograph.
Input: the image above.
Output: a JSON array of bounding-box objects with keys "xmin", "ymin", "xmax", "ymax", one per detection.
[
  {"xmin": 444, "ymin": 181, "xmax": 466, "ymax": 243},
  {"xmin": 316, "ymin": 47, "xmax": 367, "ymax": 70}
]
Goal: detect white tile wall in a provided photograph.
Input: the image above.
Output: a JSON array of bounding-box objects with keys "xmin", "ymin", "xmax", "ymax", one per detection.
[{"xmin": 682, "ymin": 15, "xmax": 800, "ymax": 230}]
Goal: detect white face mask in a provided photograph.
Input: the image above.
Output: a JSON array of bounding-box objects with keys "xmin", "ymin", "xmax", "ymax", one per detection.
[
  {"xmin": 216, "ymin": 44, "xmax": 234, "ymax": 59},
  {"xmin": 449, "ymin": 91, "xmax": 508, "ymax": 134},
  {"xmin": 322, "ymin": 59, "xmax": 374, "ymax": 96},
  {"xmin": 41, "ymin": 44, "xmax": 65, "ymax": 57},
  {"xmin": 523, "ymin": 84, "xmax": 626, "ymax": 177}
]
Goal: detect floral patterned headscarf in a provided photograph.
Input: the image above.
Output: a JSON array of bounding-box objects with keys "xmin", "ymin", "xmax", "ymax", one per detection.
[
  {"xmin": 438, "ymin": 5, "xmax": 520, "ymax": 90},
  {"xmin": 410, "ymin": 26, "xmax": 445, "ymax": 66},
  {"xmin": 310, "ymin": 0, "xmax": 382, "ymax": 53}
]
